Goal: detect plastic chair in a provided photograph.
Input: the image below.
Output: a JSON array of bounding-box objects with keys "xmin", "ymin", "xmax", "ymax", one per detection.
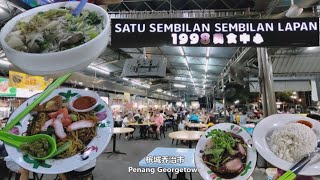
[
  {"xmin": 8, "ymin": 171, "xmax": 43, "ymax": 180},
  {"xmin": 160, "ymin": 125, "xmax": 166, "ymax": 138}
]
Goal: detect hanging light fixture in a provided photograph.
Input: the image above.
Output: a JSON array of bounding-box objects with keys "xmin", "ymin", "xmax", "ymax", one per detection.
[
  {"xmin": 179, "ymin": 47, "xmax": 184, "ymax": 56},
  {"xmin": 206, "ymin": 47, "xmax": 210, "ymax": 57},
  {"xmin": 205, "ymin": 58, "xmax": 209, "ymax": 72}
]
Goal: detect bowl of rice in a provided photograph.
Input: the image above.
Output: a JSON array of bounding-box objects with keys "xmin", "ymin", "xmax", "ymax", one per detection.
[
  {"xmin": 253, "ymin": 114, "xmax": 320, "ymax": 176},
  {"xmin": 268, "ymin": 123, "xmax": 317, "ymax": 162}
]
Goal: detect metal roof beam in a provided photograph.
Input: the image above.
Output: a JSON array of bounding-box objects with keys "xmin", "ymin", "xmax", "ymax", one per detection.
[
  {"xmin": 108, "ymin": 9, "xmax": 257, "ymax": 18},
  {"xmin": 124, "ymin": 51, "xmax": 230, "ymax": 59},
  {"xmin": 220, "ymin": 0, "xmax": 232, "ymax": 9}
]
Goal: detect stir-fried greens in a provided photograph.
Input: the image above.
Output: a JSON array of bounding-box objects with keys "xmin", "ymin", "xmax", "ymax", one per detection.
[
  {"xmin": 202, "ymin": 129, "xmax": 247, "ymax": 179},
  {"xmin": 204, "ymin": 129, "xmax": 239, "ymax": 167},
  {"xmin": 5, "ymin": 8, "xmax": 104, "ymax": 53}
]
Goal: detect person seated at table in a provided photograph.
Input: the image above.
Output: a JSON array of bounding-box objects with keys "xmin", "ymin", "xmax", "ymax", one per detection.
[
  {"xmin": 177, "ymin": 115, "xmax": 187, "ymax": 131},
  {"xmin": 3, "ymin": 146, "xmax": 29, "ymax": 180},
  {"xmin": 235, "ymin": 112, "xmax": 240, "ymax": 124},
  {"xmin": 134, "ymin": 110, "xmax": 141, "ymax": 120},
  {"xmin": 58, "ymin": 159, "xmax": 96, "ymax": 180},
  {"xmin": 113, "ymin": 112, "xmax": 122, "ymax": 127},
  {"xmin": 160, "ymin": 110, "xmax": 167, "ymax": 120},
  {"xmin": 171, "ymin": 111, "xmax": 179, "ymax": 131},
  {"xmin": 122, "ymin": 114, "xmax": 136, "ymax": 140},
  {"xmin": 139, "ymin": 112, "xmax": 151, "ymax": 137},
  {"xmin": 144, "ymin": 111, "xmax": 152, "ymax": 122},
  {"xmin": 172, "ymin": 111, "xmax": 178, "ymax": 121},
  {"xmin": 239, "ymin": 111, "xmax": 248, "ymax": 127},
  {"xmin": 199, "ymin": 114, "xmax": 215, "ymax": 131},
  {"xmin": 149, "ymin": 111, "xmax": 164, "ymax": 140},
  {"xmin": 164, "ymin": 113, "xmax": 174, "ymax": 130},
  {"xmin": 188, "ymin": 111, "xmax": 200, "ymax": 123}
]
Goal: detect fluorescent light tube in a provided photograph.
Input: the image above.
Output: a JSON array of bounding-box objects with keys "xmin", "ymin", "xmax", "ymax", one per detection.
[{"xmin": 174, "ymin": 84, "xmax": 186, "ymax": 88}]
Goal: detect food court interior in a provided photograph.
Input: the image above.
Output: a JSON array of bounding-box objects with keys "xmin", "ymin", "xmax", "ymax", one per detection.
[{"xmin": 1, "ymin": 0, "xmax": 320, "ymax": 180}]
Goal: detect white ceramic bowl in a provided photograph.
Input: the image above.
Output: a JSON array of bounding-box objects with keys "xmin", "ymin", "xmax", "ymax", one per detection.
[
  {"xmin": 0, "ymin": 2, "xmax": 111, "ymax": 75},
  {"xmin": 68, "ymin": 91, "xmax": 100, "ymax": 112}
]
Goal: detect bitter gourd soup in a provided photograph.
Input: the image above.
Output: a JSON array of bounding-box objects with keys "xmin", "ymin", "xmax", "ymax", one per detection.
[{"xmin": 5, "ymin": 8, "xmax": 104, "ymax": 53}]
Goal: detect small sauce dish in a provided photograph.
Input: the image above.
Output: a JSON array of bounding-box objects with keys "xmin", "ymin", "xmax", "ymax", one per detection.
[
  {"xmin": 68, "ymin": 92, "xmax": 99, "ymax": 112},
  {"xmin": 296, "ymin": 120, "xmax": 313, "ymax": 129}
]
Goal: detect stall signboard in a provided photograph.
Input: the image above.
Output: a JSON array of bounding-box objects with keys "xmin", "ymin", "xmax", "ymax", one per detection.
[
  {"xmin": 124, "ymin": 92, "xmax": 130, "ymax": 103},
  {"xmin": 109, "ymin": 93, "xmax": 124, "ymax": 105},
  {"xmin": 0, "ymin": 78, "xmax": 16, "ymax": 97},
  {"xmin": 9, "ymin": 71, "xmax": 53, "ymax": 91},
  {"xmin": 111, "ymin": 18, "xmax": 319, "ymax": 48}
]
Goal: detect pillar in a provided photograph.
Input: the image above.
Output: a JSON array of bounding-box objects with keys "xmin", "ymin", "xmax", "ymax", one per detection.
[{"xmin": 256, "ymin": 47, "xmax": 277, "ymax": 168}]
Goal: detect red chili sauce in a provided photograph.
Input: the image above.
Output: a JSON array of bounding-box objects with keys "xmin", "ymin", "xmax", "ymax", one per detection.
[
  {"xmin": 73, "ymin": 96, "xmax": 97, "ymax": 110},
  {"xmin": 296, "ymin": 120, "xmax": 313, "ymax": 129}
]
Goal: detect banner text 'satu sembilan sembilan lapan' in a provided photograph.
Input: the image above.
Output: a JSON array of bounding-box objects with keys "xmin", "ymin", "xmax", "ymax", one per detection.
[{"xmin": 111, "ymin": 18, "xmax": 319, "ymax": 48}]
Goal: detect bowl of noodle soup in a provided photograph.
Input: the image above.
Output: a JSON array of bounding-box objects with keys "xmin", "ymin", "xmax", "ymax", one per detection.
[
  {"xmin": 4, "ymin": 88, "xmax": 113, "ymax": 174},
  {"xmin": 0, "ymin": 2, "xmax": 111, "ymax": 75}
]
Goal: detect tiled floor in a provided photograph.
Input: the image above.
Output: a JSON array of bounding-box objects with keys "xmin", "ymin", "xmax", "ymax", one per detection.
[
  {"xmin": 3, "ymin": 128, "xmax": 320, "ymax": 180},
  {"xmin": 43, "ymin": 128, "xmax": 267, "ymax": 180}
]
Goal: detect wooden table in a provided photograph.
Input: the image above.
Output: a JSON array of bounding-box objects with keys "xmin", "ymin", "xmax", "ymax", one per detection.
[
  {"xmin": 128, "ymin": 122, "xmax": 155, "ymax": 140},
  {"xmin": 246, "ymin": 119, "xmax": 261, "ymax": 124},
  {"xmin": 186, "ymin": 123, "xmax": 208, "ymax": 129},
  {"xmin": 128, "ymin": 122, "xmax": 155, "ymax": 126},
  {"xmin": 104, "ymin": 128, "xmax": 134, "ymax": 157},
  {"xmin": 169, "ymin": 131, "xmax": 204, "ymax": 148}
]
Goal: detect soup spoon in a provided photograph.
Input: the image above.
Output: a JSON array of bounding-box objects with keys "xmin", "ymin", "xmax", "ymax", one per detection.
[{"xmin": 0, "ymin": 131, "xmax": 56, "ymax": 160}]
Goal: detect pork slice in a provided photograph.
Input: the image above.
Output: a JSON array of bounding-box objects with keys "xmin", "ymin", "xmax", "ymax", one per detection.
[
  {"xmin": 224, "ymin": 158, "xmax": 243, "ymax": 172},
  {"xmin": 238, "ymin": 143, "xmax": 247, "ymax": 157}
]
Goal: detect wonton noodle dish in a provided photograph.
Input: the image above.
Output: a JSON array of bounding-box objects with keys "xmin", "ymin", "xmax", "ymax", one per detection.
[
  {"xmin": 5, "ymin": 8, "xmax": 104, "ymax": 53},
  {"xmin": 269, "ymin": 123, "xmax": 317, "ymax": 162},
  {"xmin": 26, "ymin": 95, "xmax": 97, "ymax": 159}
]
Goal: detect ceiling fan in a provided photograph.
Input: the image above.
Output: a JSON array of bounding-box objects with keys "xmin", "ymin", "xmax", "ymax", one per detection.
[
  {"xmin": 286, "ymin": 0, "xmax": 304, "ymax": 17},
  {"xmin": 272, "ymin": 0, "xmax": 320, "ymax": 18},
  {"xmin": 229, "ymin": 63, "xmax": 249, "ymax": 86}
]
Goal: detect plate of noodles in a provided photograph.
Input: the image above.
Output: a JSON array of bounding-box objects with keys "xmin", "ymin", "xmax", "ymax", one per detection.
[
  {"xmin": 253, "ymin": 114, "xmax": 320, "ymax": 175},
  {"xmin": 4, "ymin": 88, "xmax": 113, "ymax": 174}
]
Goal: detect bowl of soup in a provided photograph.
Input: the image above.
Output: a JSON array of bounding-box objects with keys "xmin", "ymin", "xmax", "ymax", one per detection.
[{"xmin": 0, "ymin": 2, "xmax": 111, "ymax": 75}]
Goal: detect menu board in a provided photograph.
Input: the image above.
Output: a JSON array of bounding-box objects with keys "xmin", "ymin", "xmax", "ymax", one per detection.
[
  {"xmin": 0, "ymin": 78, "xmax": 16, "ymax": 97},
  {"xmin": 9, "ymin": 71, "xmax": 53, "ymax": 91},
  {"xmin": 109, "ymin": 93, "xmax": 124, "ymax": 105},
  {"xmin": 111, "ymin": 17, "xmax": 319, "ymax": 48}
]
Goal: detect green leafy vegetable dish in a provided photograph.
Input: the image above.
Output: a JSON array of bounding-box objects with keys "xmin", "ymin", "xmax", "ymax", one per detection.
[
  {"xmin": 20, "ymin": 138, "xmax": 50, "ymax": 158},
  {"xmin": 202, "ymin": 129, "xmax": 247, "ymax": 179},
  {"xmin": 5, "ymin": 8, "xmax": 104, "ymax": 53}
]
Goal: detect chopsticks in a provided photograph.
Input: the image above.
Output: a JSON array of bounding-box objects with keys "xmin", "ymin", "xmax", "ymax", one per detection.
[
  {"xmin": 278, "ymin": 150, "xmax": 317, "ymax": 180},
  {"xmin": 2, "ymin": 73, "xmax": 72, "ymax": 132},
  {"xmin": 278, "ymin": 170, "xmax": 296, "ymax": 180}
]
